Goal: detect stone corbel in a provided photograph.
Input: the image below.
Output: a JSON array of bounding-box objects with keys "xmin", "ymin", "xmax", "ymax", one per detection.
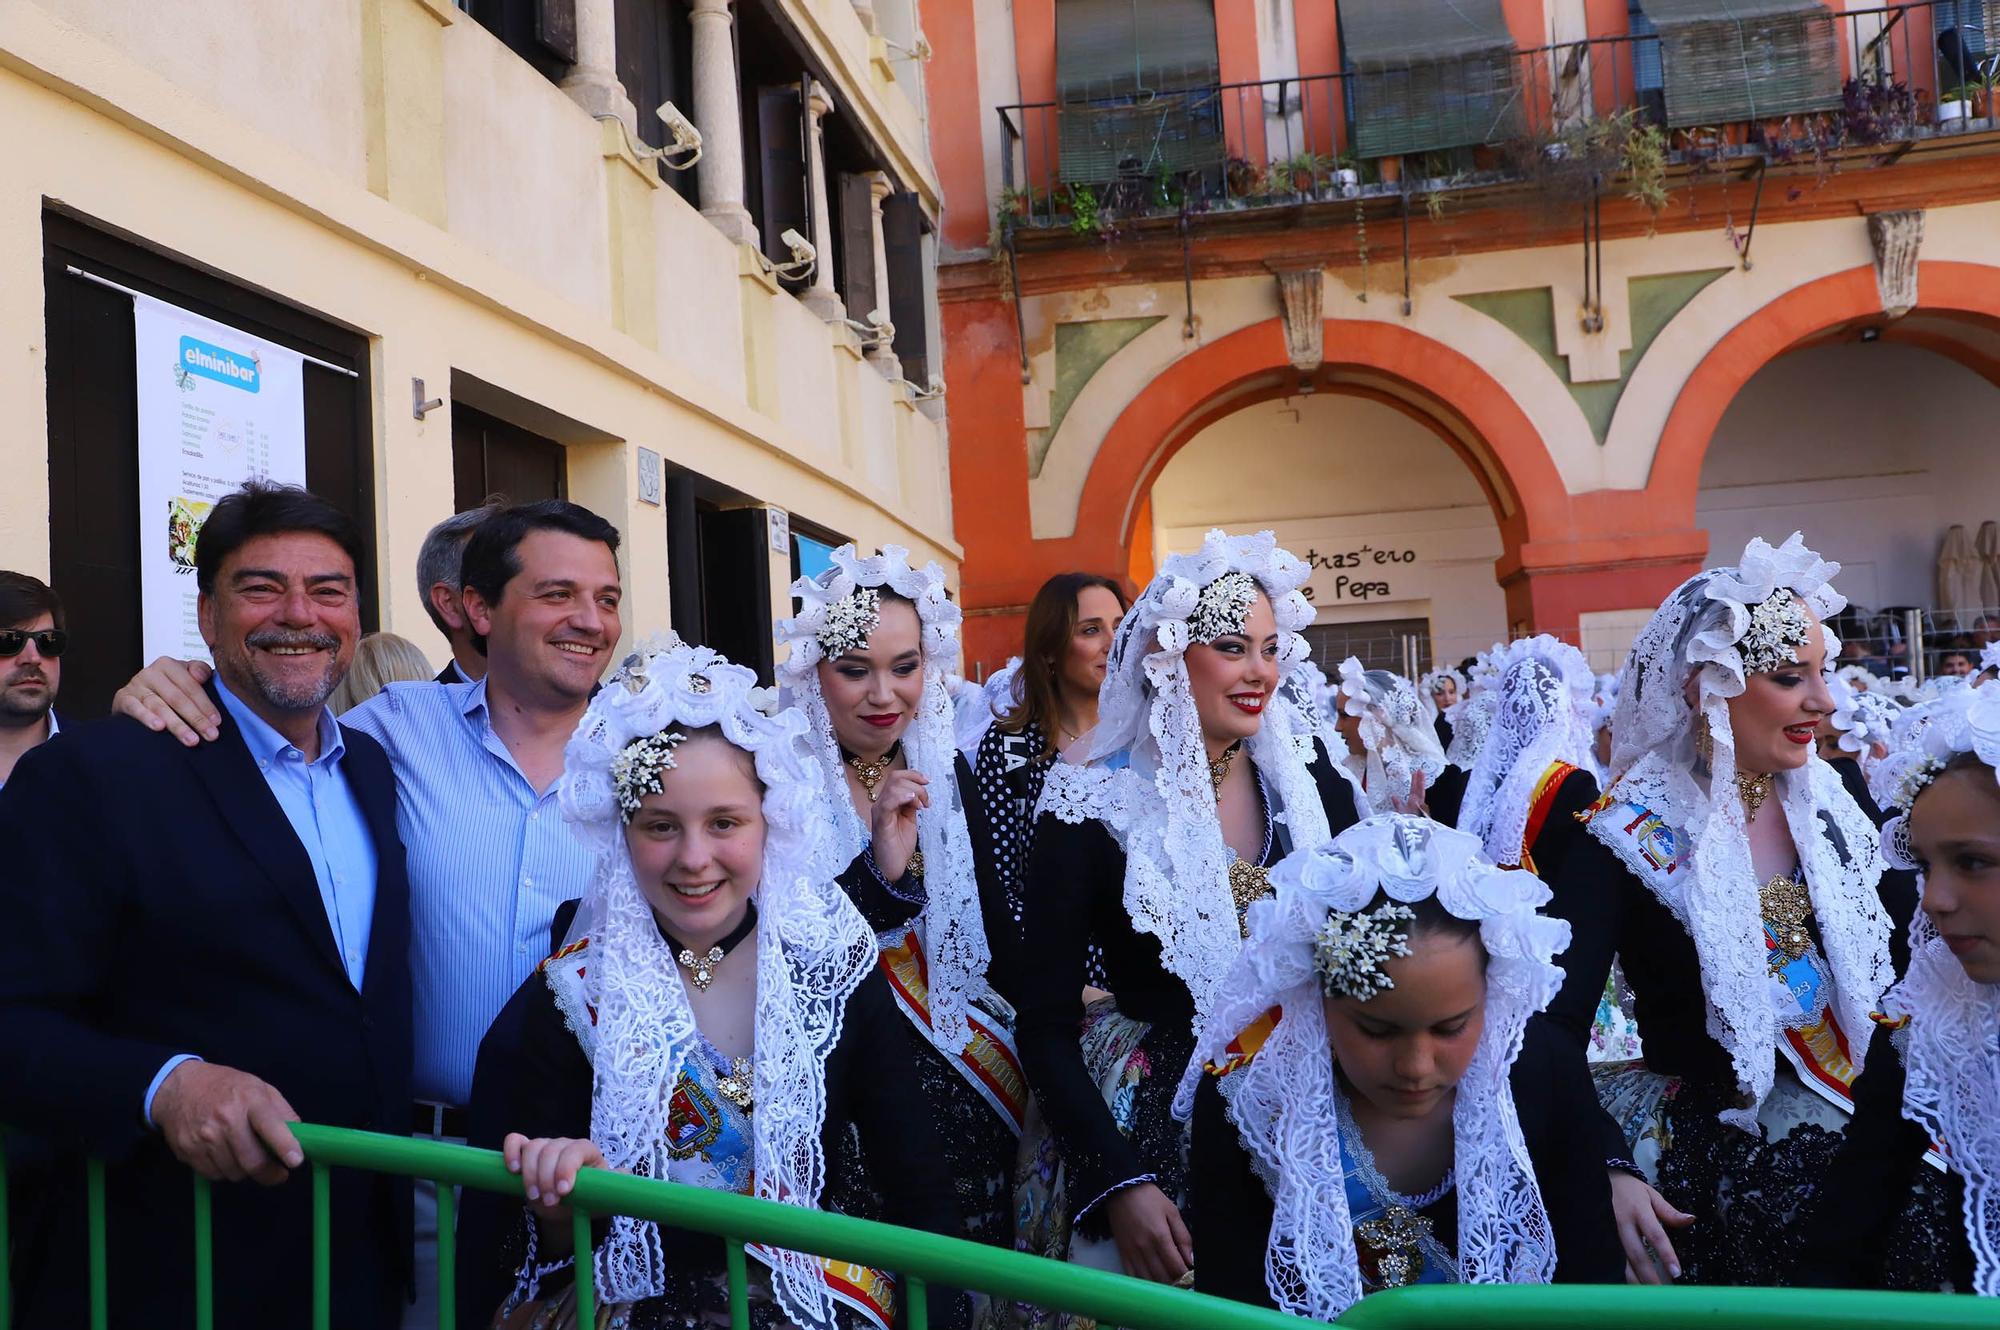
[
  {"xmin": 1867, "ymin": 210, "xmax": 1924, "ymax": 320},
  {"xmin": 1275, "ymin": 269, "xmax": 1324, "ymax": 374}
]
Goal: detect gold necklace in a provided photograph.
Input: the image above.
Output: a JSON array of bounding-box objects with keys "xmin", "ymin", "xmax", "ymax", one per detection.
[
  {"xmin": 845, "ymin": 748, "xmax": 897, "ymax": 803},
  {"xmin": 715, "ymin": 1055, "xmax": 755, "ymax": 1112},
  {"xmin": 676, "ymin": 945, "xmax": 726, "ymax": 991},
  {"xmin": 1209, "ymin": 742, "xmax": 1241, "ymax": 797},
  {"xmin": 1229, "ymin": 858, "xmax": 1271, "ymax": 935},
  {"xmin": 1356, "ymin": 1204, "xmax": 1435, "ymax": 1289},
  {"xmin": 1737, "ymin": 770, "xmax": 1775, "ymax": 821}
]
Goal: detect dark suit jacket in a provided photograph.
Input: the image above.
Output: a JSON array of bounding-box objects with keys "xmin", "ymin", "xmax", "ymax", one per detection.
[{"xmin": 0, "ymin": 683, "xmax": 413, "ymax": 1329}]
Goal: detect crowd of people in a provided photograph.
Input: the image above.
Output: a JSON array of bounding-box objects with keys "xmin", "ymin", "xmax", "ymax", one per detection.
[{"xmin": 2, "ymin": 484, "xmax": 1998, "ymax": 1330}]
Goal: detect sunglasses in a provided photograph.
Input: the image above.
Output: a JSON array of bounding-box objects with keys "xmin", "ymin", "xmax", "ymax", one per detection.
[{"xmin": 0, "ymin": 629, "xmax": 68, "ymax": 658}]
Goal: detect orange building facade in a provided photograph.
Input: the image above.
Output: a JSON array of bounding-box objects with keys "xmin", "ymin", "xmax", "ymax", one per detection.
[{"xmin": 919, "ymin": 0, "xmax": 2000, "ymax": 676}]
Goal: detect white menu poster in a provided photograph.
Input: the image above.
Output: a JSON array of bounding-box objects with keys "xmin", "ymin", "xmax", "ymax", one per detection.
[{"xmin": 133, "ymin": 293, "xmax": 308, "ymax": 663}]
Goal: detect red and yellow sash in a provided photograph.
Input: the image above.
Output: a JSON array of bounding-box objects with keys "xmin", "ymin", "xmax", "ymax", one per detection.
[
  {"xmin": 878, "ymin": 929, "xmax": 1030, "ymax": 1136},
  {"xmin": 1515, "ymin": 761, "xmax": 1581, "ymax": 876},
  {"xmin": 1206, "ymin": 1007, "xmax": 1282, "ymax": 1078}
]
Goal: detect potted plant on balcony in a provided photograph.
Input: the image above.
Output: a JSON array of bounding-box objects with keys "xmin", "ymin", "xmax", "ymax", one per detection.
[{"xmin": 1938, "ymin": 83, "xmax": 1986, "ymax": 124}]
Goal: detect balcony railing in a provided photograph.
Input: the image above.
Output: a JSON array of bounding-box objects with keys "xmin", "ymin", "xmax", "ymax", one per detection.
[{"xmin": 995, "ymin": 0, "xmax": 2000, "ymax": 235}]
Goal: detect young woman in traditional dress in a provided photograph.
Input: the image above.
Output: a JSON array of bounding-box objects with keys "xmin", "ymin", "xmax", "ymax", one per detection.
[
  {"xmin": 775, "ymin": 548, "xmax": 1025, "ymax": 1255},
  {"xmin": 1547, "ymin": 534, "xmax": 1943, "ymax": 1286},
  {"xmin": 960, "ymin": 573, "xmax": 1127, "ymax": 1005},
  {"xmin": 1011, "ymin": 529, "xmax": 1361, "ymax": 1315},
  {"xmin": 1333, "ymin": 659, "xmax": 1447, "ymax": 815},
  {"xmin": 1180, "ymin": 814, "xmax": 1622, "ymax": 1314},
  {"xmin": 1798, "ymin": 681, "xmax": 2000, "ymax": 1294},
  {"xmin": 1455, "ymin": 636, "xmax": 1602, "ymax": 883},
  {"xmin": 461, "ymin": 639, "xmax": 963, "ymax": 1330}
]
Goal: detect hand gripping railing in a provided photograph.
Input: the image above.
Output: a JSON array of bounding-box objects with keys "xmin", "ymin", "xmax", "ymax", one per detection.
[{"xmin": 2, "ymin": 1122, "xmax": 1990, "ymax": 1330}]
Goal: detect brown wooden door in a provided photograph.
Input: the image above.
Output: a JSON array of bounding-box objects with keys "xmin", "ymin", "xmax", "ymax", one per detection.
[{"xmin": 451, "ymin": 404, "xmax": 567, "ymax": 511}]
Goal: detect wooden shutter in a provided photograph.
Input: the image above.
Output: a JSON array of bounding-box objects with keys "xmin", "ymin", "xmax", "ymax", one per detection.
[
  {"xmin": 1639, "ymin": 0, "xmax": 1841, "ymax": 127},
  {"xmin": 536, "ymin": 0, "xmax": 578, "ymax": 64},
  {"xmin": 754, "ymin": 82, "xmax": 808, "ymax": 275},
  {"xmin": 882, "ymin": 192, "xmax": 929, "ymax": 386},
  {"xmin": 838, "ymin": 172, "xmax": 878, "ymax": 324},
  {"xmin": 696, "ymin": 506, "xmax": 776, "ymax": 685},
  {"xmin": 613, "ymin": 0, "xmax": 697, "ymax": 200},
  {"xmin": 1341, "ymin": 0, "xmax": 1520, "ymax": 158},
  {"xmin": 451, "ymin": 404, "xmax": 566, "ymax": 511},
  {"xmin": 463, "ymin": 0, "xmax": 567, "ymax": 81}
]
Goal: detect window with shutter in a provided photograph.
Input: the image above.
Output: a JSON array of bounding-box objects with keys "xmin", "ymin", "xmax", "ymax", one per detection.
[
  {"xmin": 882, "ymin": 192, "xmax": 929, "ymax": 386},
  {"xmin": 613, "ymin": 0, "xmax": 697, "ymax": 201},
  {"xmin": 1052, "ymin": 0, "xmax": 1223, "ymax": 184},
  {"xmin": 837, "ymin": 173, "xmax": 878, "ymax": 324},
  {"xmin": 1638, "ymin": 0, "xmax": 1842, "ymax": 127},
  {"xmin": 752, "ymin": 80, "xmax": 811, "ymax": 282},
  {"xmin": 462, "ymin": 0, "xmax": 572, "ymax": 82},
  {"xmin": 1339, "ymin": 0, "xmax": 1521, "ymax": 160}
]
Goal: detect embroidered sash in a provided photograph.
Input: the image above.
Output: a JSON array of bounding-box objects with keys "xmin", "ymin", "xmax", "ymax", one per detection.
[
  {"xmin": 1205, "ymin": 1006, "xmax": 1281, "ymax": 1078},
  {"xmin": 1515, "ymin": 761, "xmax": 1580, "ymax": 876},
  {"xmin": 878, "ymin": 928, "xmax": 1030, "ymax": 1136},
  {"xmin": 542, "ymin": 940, "xmax": 903, "ymax": 1326}
]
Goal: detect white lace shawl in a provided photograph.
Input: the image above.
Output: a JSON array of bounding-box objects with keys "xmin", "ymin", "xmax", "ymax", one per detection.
[
  {"xmin": 775, "ymin": 544, "xmax": 991, "ymax": 1053},
  {"xmin": 1041, "ymin": 529, "xmax": 1336, "ymax": 1031},
  {"xmin": 1169, "ymin": 816, "xmax": 1570, "ymax": 1319},
  {"xmin": 1336, "ymin": 658, "xmax": 1448, "ymax": 812},
  {"xmin": 560, "ymin": 639, "xmax": 878, "ymax": 1320},
  {"xmin": 1444, "ymin": 690, "xmax": 1498, "ymax": 771},
  {"xmin": 1457, "ymin": 638, "xmax": 1599, "ymax": 867},
  {"xmin": 1596, "ymin": 534, "xmax": 1892, "ymax": 1130},
  {"xmin": 1887, "ymin": 913, "xmax": 2000, "ymax": 1295},
  {"xmin": 1419, "ymin": 667, "xmax": 1467, "ymax": 721}
]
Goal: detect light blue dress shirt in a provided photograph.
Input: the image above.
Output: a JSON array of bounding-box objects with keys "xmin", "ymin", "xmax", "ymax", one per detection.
[
  {"xmin": 342, "ymin": 679, "xmax": 595, "ymax": 1107},
  {"xmin": 145, "ymin": 680, "xmax": 378, "ymax": 1125}
]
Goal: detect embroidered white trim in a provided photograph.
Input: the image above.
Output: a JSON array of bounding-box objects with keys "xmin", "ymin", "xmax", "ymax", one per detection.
[
  {"xmin": 1172, "ymin": 815, "xmax": 1568, "ymax": 1319},
  {"xmin": 559, "ymin": 636, "xmax": 877, "ymax": 1324},
  {"xmin": 775, "ymin": 544, "xmax": 991, "ymax": 1053}
]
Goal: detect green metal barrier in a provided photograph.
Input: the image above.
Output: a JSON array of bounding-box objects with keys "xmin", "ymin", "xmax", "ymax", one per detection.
[{"xmin": 1, "ymin": 1122, "xmax": 1990, "ymax": 1330}]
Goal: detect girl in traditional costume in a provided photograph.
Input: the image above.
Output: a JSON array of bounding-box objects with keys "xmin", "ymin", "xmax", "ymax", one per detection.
[
  {"xmin": 463, "ymin": 639, "xmax": 963, "ymax": 1330},
  {"xmin": 1547, "ymin": 534, "xmax": 1940, "ymax": 1286},
  {"xmin": 1799, "ymin": 681, "xmax": 2000, "ymax": 1294},
  {"xmin": 1456, "ymin": 636, "xmax": 1602, "ymax": 883},
  {"xmin": 1179, "ymin": 814, "xmax": 1622, "ymax": 1315},
  {"xmin": 775, "ymin": 547, "xmax": 1024, "ymax": 1253},
  {"xmin": 1012, "ymin": 529, "xmax": 1361, "ymax": 1312},
  {"xmin": 1334, "ymin": 660, "xmax": 1448, "ymax": 816}
]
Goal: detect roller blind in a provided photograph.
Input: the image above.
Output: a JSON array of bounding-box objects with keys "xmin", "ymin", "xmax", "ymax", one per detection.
[
  {"xmin": 1638, "ymin": 0, "xmax": 1842, "ymax": 127},
  {"xmin": 1340, "ymin": 0, "xmax": 1522, "ymax": 158},
  {"xmin": 1053, "ymin": 0, "xmax": 1224, "ymax": 182}
]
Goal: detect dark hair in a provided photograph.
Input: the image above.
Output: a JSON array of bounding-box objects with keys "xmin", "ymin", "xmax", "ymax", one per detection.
[
  {"xmin": 1357, "ymin": 889, "xmax": 1484, "ymax": 952},
  {"xmin": 1939, "ymin": 650, "xmax": 1977, "ymax": 668},
  {"xmin": 459, "ymin": 500, "xmax": 622, "ymax": 654},
  {"xmin": 193, "ymin": 481, "xmax": 363, "ymax": 595},
  {"xmin": 0, "ymin": 571, "xmax": 64, "ymax": 632},
  {"xmin": 416, "ymin": 502, "xmax": 500, "ymax": 633},
  {"xmin": 1935, "ymin": 749, "xmax": 2000, "ymax": 801},
  {"xmin": 1000, "ymin": 572, "xmax": 1129, "ymax": 758}
]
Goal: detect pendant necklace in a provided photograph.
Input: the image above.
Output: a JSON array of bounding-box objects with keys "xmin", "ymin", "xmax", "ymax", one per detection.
[
  {"xmin": 844, "ymin": 740, "xmax": 902, "ymax": 803},
  {"xmin": 667, "ymin": 904, "xmax": 759, "ymax": 994},
  {"xmin": 1737, "ymin": 770, "xmax": 1775, "ymax": 821}
]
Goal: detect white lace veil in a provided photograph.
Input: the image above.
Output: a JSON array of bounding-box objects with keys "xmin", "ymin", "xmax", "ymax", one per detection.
[
  {"xmin": 1444, "ymin": 689, "xmax": 1499, "ymax": 771},
  {"xmin": 560, "ymin": 638, "xmax": 878, "ymax": 1318},
  {"xmin": 1043, "ymin": 529, "xmax": 1334, "ymax": 1029},
  {"xmin": 774, "ymin": 545, "xmax": 990, "ymax": 1053},
  {"xmin": 1877, "ymin": 684, "xmax": 2000, "ymax": 1295},
  {"xmin": 1170, "ymin": 815, "xmax": 1569, "ymax": 1318},
  {"xmin": 1457, "ymin": 637, "xmax": 1599, "ymax": 867},
  {"xmin": 1420, "ymin": 666, "xmax": 1468, "ymax": 721},
  {"xmin": 1598, "ymin": 533, "xmax": 1891, "ymax": 1128},
  {"xmin": 1335, "ymin": 659, "xmax": 1448, "ymax": 812}
]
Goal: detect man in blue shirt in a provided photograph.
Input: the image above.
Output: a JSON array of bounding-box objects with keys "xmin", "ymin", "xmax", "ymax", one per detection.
[
  {"xmin": 113, "ymin": 498, "xmax": 624, "ymax": 1326},
  {"xmin": 0, "ymin": 482, "xmax": 412, "ymax": 1328}
]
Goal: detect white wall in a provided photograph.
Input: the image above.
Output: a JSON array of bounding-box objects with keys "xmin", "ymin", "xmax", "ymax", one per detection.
[
  {"xmin": 1149, "ymin": 392, "xmax": 1509, "ymax": 662},
  {"xmin": 1697, "ymin": 343, "xmax": 2000, "ymax": 611}
]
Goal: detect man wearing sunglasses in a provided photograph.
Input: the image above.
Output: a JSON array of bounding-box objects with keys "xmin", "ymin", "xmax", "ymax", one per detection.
[{"xmin": 0, "ymin": 571, "xmax": 65, "ymax": 788}]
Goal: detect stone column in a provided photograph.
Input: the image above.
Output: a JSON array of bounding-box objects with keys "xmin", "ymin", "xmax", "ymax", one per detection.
[
  {"xmin": 690, "ymin": 0, "xmax": 758, "ymax": 247},
  {"xmin": 801, "ymin": 81, "xmax": 846, "ymax": 322},
  {"xmin": 865, "ymin": 172, "xmax": 900, "ymax": 376},
  {"xmin": 559, "ymin": 0, "xmax": 638, "ymax": 131}
]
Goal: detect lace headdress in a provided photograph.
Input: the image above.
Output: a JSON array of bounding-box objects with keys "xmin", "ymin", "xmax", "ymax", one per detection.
[
  {"xmin": 1042, "ymin": 529, "xmax": 1334, "ymax": 1028},
  {"xmin": 775, "ymin": 544, "xmax": 990, "ymax": 1052},
  {"xmin": 1599, "ymin": 533, "xmax": 1892, "ymax": 1128},
  {"xmin": 1873, "ymin": 682, "xmax": 2000, "ymax": 1294},
  {"xmin": 560, "ymin": 637, "xmax": 878, "ymax": 1318},
  {"xmin": 1444, "ymin": 689, "xmax": 1498, "ymax": 771},
  {"xmin": 1336, "ymin": 659, "xmax": 1448, "ymax": 812},
  {"xmin": 1171, "ymin": 815, "xmax": 1569, "ymax": 1318},
  {"xmin": 1419, "ymin": 666, "xmax": 1467, "ymax": 721},
  {"xmin": 1457, "ymin": 637, "xmax": 1599, "ymax": 867}
]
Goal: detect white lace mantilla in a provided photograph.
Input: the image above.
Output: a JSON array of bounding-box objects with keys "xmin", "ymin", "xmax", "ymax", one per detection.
[
  {"xmin": 1336, "ymin": 658, "xmax": 1448, "ymax": 812},
  {"xmin": 1456, "ymin": 638, "xmax": 1597, "ymax": 867},
  {"xmin": 776, "ymin": 544, "xmax": 993, "ymax": 1053},
  {"xmin": 1890, "ymin": 903, "xmax": 2000, "ymax": 1293},
  {"xmin": 559, "ymin": 639, "xmax": 878, "ymax": 1323},
  {"xmin": 1169, "ymin": 816, "xmax": 1568, "ymax": 1319}
]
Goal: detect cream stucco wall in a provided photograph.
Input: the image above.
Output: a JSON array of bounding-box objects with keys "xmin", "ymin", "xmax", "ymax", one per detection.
[
  {"xmin": 1149, "ymin": 393, "xmax": 1510, "ymax": 662},
  {"xmin": 0, "ymin": 0, "xmax": 956, "ymax": 672},
  {"xmin": 1018, "ymin": 200, "xmax": 2000, "ymax": 543},
  {"xmin": 1697, "ymin": 342, "xmax": 2000, "ymax": 611}
]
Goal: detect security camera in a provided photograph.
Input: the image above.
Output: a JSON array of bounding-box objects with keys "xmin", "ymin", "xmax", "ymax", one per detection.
[
  {"xmin": 866, "ymin": 308, "xmax": 890, "ymax": 329},
  {"xmin": 657, "ymin": 101, "xmax": 702, "ymax": 153},
  {"xmin": 780, "ymin": 229, "xmax": 815, "ymax": 267}
]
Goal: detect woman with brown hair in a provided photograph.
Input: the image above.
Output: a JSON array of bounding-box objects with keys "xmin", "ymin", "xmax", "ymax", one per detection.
[{"xmin": 965, "ymin": 572, "xmax": 1127, "ymax": 1004}]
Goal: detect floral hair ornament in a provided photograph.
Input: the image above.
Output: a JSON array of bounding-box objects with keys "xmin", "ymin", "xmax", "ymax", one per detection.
[
  {"xmin": 1314, "ymin": 900, "xmax": 1417, "ymax": 1000},
  {"xmin": 816, "ymin": 587, "xmax": 882, "ymax": 660},
  {"xmin": 1188, "ymin": 570, "xmax": 1259, "ymax": 644},
  {"xmin": 1736, "ymin": 590, "xmax": 1813, "ymax": 674},
  {"xmin": 610, "ymin": 729, "xmax": 687, "ymax": 819}
]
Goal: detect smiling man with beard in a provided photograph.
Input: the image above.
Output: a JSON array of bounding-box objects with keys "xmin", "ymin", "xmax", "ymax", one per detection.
[{"xmin": 0, "ymin": 482, "xmax": 413, "ymax": 1329}]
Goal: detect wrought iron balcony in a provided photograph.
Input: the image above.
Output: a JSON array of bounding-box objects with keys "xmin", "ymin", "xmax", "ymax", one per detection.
[{"xmin": 993, "ymin": 0, "xmax": 2000, "ymax": 239}]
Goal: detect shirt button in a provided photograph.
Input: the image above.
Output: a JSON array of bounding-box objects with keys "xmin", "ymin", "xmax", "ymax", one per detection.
[
  {"xmin": 522, "ymin": 876, "xmax": 534, "ymax": 888},
  {"xmin": 529, "ymin": 811, "xmax": 539, "ymax": 822}
]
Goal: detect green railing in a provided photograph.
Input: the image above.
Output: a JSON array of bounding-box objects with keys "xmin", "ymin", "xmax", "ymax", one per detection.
[{"xmin": 1, "ymin": 1123, "xmax": 1987, "ymax": 1330}]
